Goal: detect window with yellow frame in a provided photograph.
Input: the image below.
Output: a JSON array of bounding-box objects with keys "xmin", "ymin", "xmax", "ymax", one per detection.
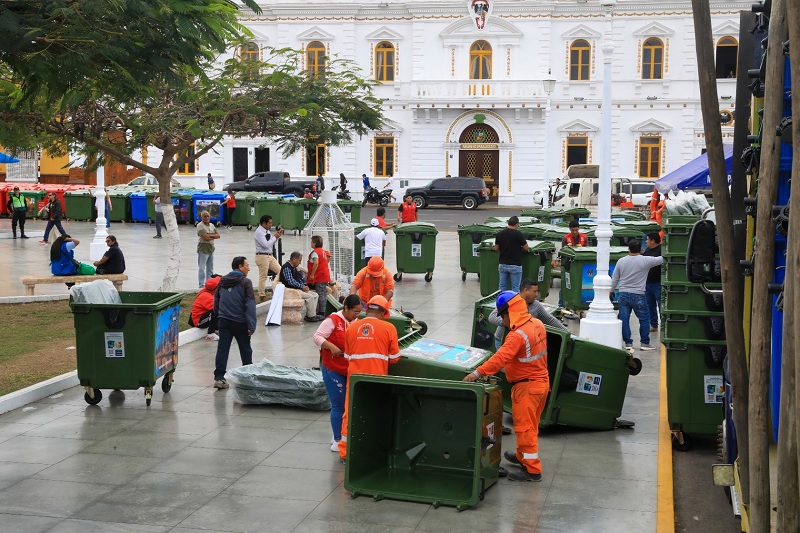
[
  {"xmin": 306, "ymin": 139, "xmax": 326, "ymax": 177},
  {"xmin": 638, "ymin": 136, "xmax": 662, "ymax": 178},
  {"xmin": 240, "ymin": 42, "xmax": 260, "ymax": 80},
  {"xmin": 569, "ymin": 39, "xmax": 591, "ymax": 81},
  {"xmin": 177, "ymin": 143, "xmax": 196, "ymax": 174},
  {"xmin": 307, "ymin": 41, "xmax": 326, "ymax": 77},
  {"xmin": 566, "ymin": 136, "xmax": 588, "ymax": 167},
  {"xmin": 642, "ymin": 37, "xmax": 664, "ymax": 80},
  {"xmin": 469, "ymin": 41, "xmax": 492, "ymax": 80},
  {"xmin": 374, "ymin": 137, "xmax": 394, "ymax": 177},
  {"xmin": 375, "ymin": 42, "xmax": 395, "ymax": 82},
  {"xmin": 715, "ymin": 36, "xmax": 738, "ymax": 79}
]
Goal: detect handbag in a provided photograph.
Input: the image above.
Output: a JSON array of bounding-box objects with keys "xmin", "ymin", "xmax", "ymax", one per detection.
[{"xmin": 77, "ymin": 262, "xmax": 96, "ymax": 275}]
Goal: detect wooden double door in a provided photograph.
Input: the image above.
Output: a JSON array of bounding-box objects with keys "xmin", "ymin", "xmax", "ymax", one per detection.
[{"xmin": 459, "ymin": 149, "xmax": 499, "ymax": 200}]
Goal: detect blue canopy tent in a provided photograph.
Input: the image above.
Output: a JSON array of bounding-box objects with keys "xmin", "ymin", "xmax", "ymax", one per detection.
[
  {"xmin": 655, "ymin": 145, "xmax": 733, "ymax": 194},
  {"xmin": 0, "ymin": 151, "xmax": 20, "ymax": 164}
]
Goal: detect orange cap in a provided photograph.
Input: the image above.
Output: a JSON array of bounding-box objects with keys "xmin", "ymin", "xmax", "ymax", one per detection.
[
  {"xmin": 367, "ymin": 295, "xmax": 391, "ymax": 318},
  {"xmin": 366, "ymin": 256, "xmax": 385, "ymax": 276}
]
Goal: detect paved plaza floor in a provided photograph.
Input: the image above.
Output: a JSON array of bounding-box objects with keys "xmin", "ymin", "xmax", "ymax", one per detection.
[{"xmin": 0, "ymin": 216, "xmax": 664, "ymax": 532}]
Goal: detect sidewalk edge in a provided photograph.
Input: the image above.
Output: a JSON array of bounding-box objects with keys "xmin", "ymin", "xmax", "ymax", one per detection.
[{"xmin": 656, "ymin": 343, "xmax": 676, "ymax": 532}]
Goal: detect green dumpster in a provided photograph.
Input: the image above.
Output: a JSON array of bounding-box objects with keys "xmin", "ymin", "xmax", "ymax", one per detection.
[
  {"xmin": 457, "ymin": 223, "xmax": 503, "ymax": 281},
  {"xmin": 71, "ymin": 291, "xmax": 184, "ymax": 406},
  {"xmin": 63, "ymin": 190, "xmax": 93, "ymax": 221},
  {"xmin": 324, "ymin": 295, "xmax": 425, "ymax": 339},
  {"xmin": 393, "ymin": 222, "xmax": 439, "ymax": 282},
  {"xmin": 344, "ymin": 374, "xmax": 502, "ymax": 511},
  {"xmin": 660, "ymin": 282, "xmax": 723, "ymax": 313},
  {"xmin": 19, "ymin": 190, "xmax": 46, "ymax": 220},
  {"xmin": 558, "ymin": 246, "xmax": 629, "ymax": 310},
  {"xmin": 352, "ymin": 222, "xmax": 387, "ymax": 270},
  {"xmin": 661, "ymin": 253, "xmax": 693, "ymax": 284},
  {"xmin": 662, "ymin": 310, "xmax": 725, "ymax": 341},
  {"xmin": 612, "ymin": 219, "xmax": 662, "ymax": 237},
  {"xmin": 469, "ymin": 290, "xmax": 560, "ymax": 352},
  {"xmin": 609, "ymin": 210, "xmax": 647, "ymax": 221},
  {"xmin": 520, "ymin": 207, "xmax": 589, "ymax": 224},
  {"xmin": 106, "ymin": 189, "xmax": 131, "ymax": 222},
  {"xmin": 477, "ymin": 239, "xmax": 555, "ymax": 298},
  {"xmin": 483, "ymin": 216, "xmax": 539, "ymax": 225},
  {"xmin": 172, "ymin": 191, "xmax": 195, "ymax": 224},
  {"xmin": 664, "ymin": 338, "xmax": 725, "ymax": 436},
  {"xmin": 337, "ymin": 199, "xmax": 362, "ymax": 224},
  {"xmin": 279, "ymin": 197, "xmax": 318, "ymax": 231},
  {"xmin": 662, "ymin": 214, "xmax": 700, "ymax": 255},
  {"xmin": 230, "ymin": 192, "xmax": 256, "ymax": 227},
  {"xmin": 247, "ymin": 195, "xmax": 282, "ymax": 230},
  {"xmin": 391, "ymin": 335, "xmax": 492, "ymax": 381}
]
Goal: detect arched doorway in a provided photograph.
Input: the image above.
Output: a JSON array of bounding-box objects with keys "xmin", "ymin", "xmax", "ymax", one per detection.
[{"xmin": 459, "ymin": 124, "xmax": 500, "ymax": 200}]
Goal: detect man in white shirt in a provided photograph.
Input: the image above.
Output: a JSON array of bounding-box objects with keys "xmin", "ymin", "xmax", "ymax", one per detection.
[
  {"xmin": 356, "ymin": 218, "xmax": 387, "ymax": 268},
  {"xmin": 254, "ymin": 214, "xmax": 283, "ymax": 302}
]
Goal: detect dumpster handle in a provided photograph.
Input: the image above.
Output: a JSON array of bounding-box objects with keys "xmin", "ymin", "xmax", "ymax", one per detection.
[
  {"xmin": 665, "ymin": 342, "xmax": 688, "ymax": 351},
  {"xmin": 666, "ymin": 314, "xmax": 688, "ymax": 323},
  {"xmin": 669, "ymin": 228, "xmax": 691, "ymax": 236},
  {"xmin": 667, "ymin": 285, "xmax": 690, "ymax": 295}
]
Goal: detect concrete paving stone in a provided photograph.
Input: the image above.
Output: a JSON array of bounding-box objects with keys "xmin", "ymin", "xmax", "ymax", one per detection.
[
  {"xmin": 544, "ymin": 474, "xmax": 655, "ymax": 513},
  {"xmin": 82, "ymin": 428, "xmax": 200, "ymax": 458},
  {"xmin": 535, "ymin": 504, "xmax": 657, "ymax": 533},
  {"xmin": 152, "ymin": 447, "xmax": 268, "ymax": 479},
  {"xmin": 290, "ymin": 518, "xmax": 414, "ymax": 533},
  {"xmin": 97, "ymin": 472, "xmax": 231, "ymax": 511},
  {"xmin": 224, "ymin": 465, "xmax": 342, "ymax": 502},
  {"xmin": 259, "ymin": 440, "xmax": 345, "ymax": 472},
  {"xmin": 289, "ymin": 419, "xmax": 338, "ymax": 444},
  {"xmin": 0, "ymin": 512, "xmax": 62, "ymax": 533},
  {"xmin": 0, "ymin": 461, "xmax": 50, "ymax": 490},
  {"xmin": 235, "ymin": 404, "xmax": 326, "ymax": 421},
  {"xmin": 561, "ymin": 432, "xmax": 659, "ymax": 456},
  {"xmin": 617, "ymin": 395, "xmax": 660, "ymax": 415},
  {"xmin": 308, "ymin": 486, "xmax": 429, "ymax": 529},
  {"xmin": 555, "ymin": 448, "xmax": 658, "ymax": 482},
  {"xmin": 223, "ymin": 415, "xmax": 314, "ymax": 431},
  {"xmin": 73, "ymin": 501, "xmax": 197, "ymax": 529},
  {"xmin": 22, "ymin": 414, "xmax": 140, "ymax": 440},
  {"xmin": 177, "ymin": 492, "xmax": 318, "ymax": 533},
  {"xmin": 32, "ymin": 387, "xmax": 96, "ymax": 407},
  {"xmin": 0, "ymin": 404, "xmax": 79, "ymax": 425},
  {"xmin": 45, "ymin": 518, "xmax": 169, "ymax": 533},
  {"xmin": 130, "ymin": 410, "xmax": 231, "ymax": 437},
  {"xmin": 0, "ymin": 478, "xmax": 112, "ymax": 517},
  {"xmin": 0, "ymin": 435, "xmax": 92, "ymax": 465},
  {"xmin": 0, "ymin": 422, "xmax": 39, "ymax": 443},
  {"xmin": 189, "ymin": 425, "xmax": 297, "ymax": 453},
  {"xmin": 169, "ymin": 529, "xmax": 236, "ymax": 533},
  {"xmin": 31, "ymin": 452, "xmax": 163, "ymax": 485}
]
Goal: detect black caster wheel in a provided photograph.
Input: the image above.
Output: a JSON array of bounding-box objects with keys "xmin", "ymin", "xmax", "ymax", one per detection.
[
  {"xmin": 84, "ymin": 388, "xmax": 102, "ymax": 405},
  {"xmin": 393, "ymin": 273, "xmax": 402, "ymax": 281},
  {"xmin": 161, "ymin": 374, "xmax": 173, "ymax": 393},
  {"xmin": 146, "ymin": 398, "xmax": 152, "ymax": 406},
  {"xmin": 415, "ymin": 321, "xmax": 428, "ymax": 336},
  {"xmin": 247, "ymin": 224, "xmax": 252, "ymax": 231},
  {"xmin": 461, "ymin": 271, "xmax": 467, "ymax": 282},
  {"xmin": 628, "ymin": 358, "xmax": 643, "ymax": 376},
  {"xmin": 403, "ymin": 311, "xmax": 415, "ymax": 319},
  {"xmin": 672, "ymin": 433, "xmax": 692, "ymax": 451},
  {"xmin": 424, "ymin": 272, "xmax": 433, "ymax": 282}
]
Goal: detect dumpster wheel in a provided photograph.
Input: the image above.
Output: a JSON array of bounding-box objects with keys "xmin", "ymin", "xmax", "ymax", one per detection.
[
  {"xmin": 145, "ymin": 387, "xmax": 153, "ymax": 407},
  {"xmin": 424, "ymin": 272, "xmax": 433, "ymax": 282},
  {"xmin": 414, "ymin": 320, "xmax": 428, "ymax": 336},
  {"xmin": 247, "ymin": 224, "xmax": 252, "ymax": 230},
  {"xmin": 628, "ymin": 357, "xmax": 643, "ymax": 376},
  {"xmin": 671, "ymin": 430, "xmax": 692, "ymax": 451},
  {"xmin": 393, "ymin": 272, "xmax": 403, "ymax": 281},
  {"xmin": 461, "ymin": 271, "xmax": 467, "ymax": 281},
  {"xmin": 83, "ymin": 388, "xmax": 102, "ymax": 405},
  {"xmin": 161, "ymin": 372, "xmax": 174, "ymax": 393}
]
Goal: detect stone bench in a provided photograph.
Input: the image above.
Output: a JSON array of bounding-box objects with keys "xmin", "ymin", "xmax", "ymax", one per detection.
[{"xmin": 20, "ymin": 274, "xmax": 129, "ymax": 295}]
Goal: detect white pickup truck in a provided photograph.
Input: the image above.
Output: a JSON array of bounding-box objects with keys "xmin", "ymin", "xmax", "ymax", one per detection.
[{"xmin": 548, "ymin": 165, "xmax": 655, "ymax": 213}]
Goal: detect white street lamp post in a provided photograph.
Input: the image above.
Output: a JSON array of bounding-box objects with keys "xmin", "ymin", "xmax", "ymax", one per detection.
[
  {"xmin": 579, "ymin": 0, "xmax": 622, "ymax": 349},
  {"xmin": 89, "ymin": 166, "xmax": 110, "ymax": 261},
  {"xmin": 542, "ymin": 74, "xmax": 557, "ymax": 208}
]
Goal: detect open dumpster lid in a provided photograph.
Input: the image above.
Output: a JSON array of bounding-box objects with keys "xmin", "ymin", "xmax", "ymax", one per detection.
[{"xmin": 400, "ymin": 338, "xmax": 490, "ymax": 369}]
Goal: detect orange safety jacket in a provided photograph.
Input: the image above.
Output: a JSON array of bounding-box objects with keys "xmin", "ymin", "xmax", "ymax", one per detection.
[
  {"xmin": 344, "ymin": 317, "xmax": 400, "ymax": 376},
  {"xmin": 307, "ymin": 247, "xmax": 331, "ymax": 283},
  {"xmin": 352, "ymin": 268, "xmax": 394, "ymax": 307},
  {"xmin": 399, "ymin": 202, "xmax": 417, "ymax": 223},
  {"xmin": 562, "ymin": 232, "xmax": 588, "ymax": 247},
  {"xmin": 476, "ymin": 296, "xmax": 549, "ymax": 384}
]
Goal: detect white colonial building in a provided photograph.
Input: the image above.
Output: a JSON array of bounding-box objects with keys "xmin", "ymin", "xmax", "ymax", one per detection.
[{"xmin": 191, "ymin": 0, "xmax": 750, "ymax": 205}]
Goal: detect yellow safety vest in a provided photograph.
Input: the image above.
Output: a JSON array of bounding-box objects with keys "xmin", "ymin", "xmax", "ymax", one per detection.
[{"xmin": 10, "ymin": 194, "xmax": 26, "ymax": 210}]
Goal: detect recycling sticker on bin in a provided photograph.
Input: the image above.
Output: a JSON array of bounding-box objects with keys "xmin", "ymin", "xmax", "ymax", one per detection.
[
  {"xmin": 400, "ymin": 339, "xmax": 489, "ymax": 368},
  {"xmin": 704, "ymin": 375, "xmax": 724, "ymax": 404},
  {"xmin": 576, "ymin": 371, "xmax": 602, "ymax": 395},
  {"xmin": 104, "ymin": 332, "xmax": 125, "ymax": 358}
]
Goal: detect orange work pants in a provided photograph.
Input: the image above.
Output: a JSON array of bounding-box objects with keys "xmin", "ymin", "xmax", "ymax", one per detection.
[
  {"xmin": 511, "ymin": 380, "xmax": 550, "ymax": 475},
  {"xmin": 338, "ymin": 384, "xmax": 351, "ymax": 460}
]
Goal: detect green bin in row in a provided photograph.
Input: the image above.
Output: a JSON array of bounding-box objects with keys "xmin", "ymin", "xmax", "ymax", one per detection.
[
  {"xmin": 64, "ymin": 190, "xmax": 94, "ymax": 220},
  {"xmin": 246, "ymin": 195, "xmax": 282, "ymax": 230},
  {"xmin": 661, "ymin": 282, "xmax": 723, "ymax": 313},
  {"xmin": 280, "ymin": 197, "xmax": 318, "ymax": 231},
  {"xmin": 229, "ymin": 192, "xmax": 259, "ymax": 227},
  {"xmin": 324, "ymin": 295, "xmax": 425, "ymax": 339},
  {"xmin": 662, "ymin": 214, "xmax": 700, "ymax": 255},
  {"xmin": 608, "ymin": 210, "xmax": 647, "ymax": 221},
  {"xmin": 662, "ymin": 310, "xmax": 725, "ymax": 342},
  {"xmin": 393, "ymin": 222, "xmax": 438, "ymax": 282},
  {"xmin": 71, "ymin": 291, "xmax": 183, "ymax": 406},
  {"xmin": 558, "ymin": 246, "xmax": 629, "ymax": 310},
  {"xmin": 469, "ymin": 290, "xmax": 560, "ymax": 353},
  {"xmin": 520, "ymin": 207, "xmax": 590, "ymax": 224},
  {"xmin": 477, "ymin": 239, "xmax": 555, "ymax": 298},
  {"xmin": 456, "ymin": 223, "xmax": 504, "ymax": 281}
]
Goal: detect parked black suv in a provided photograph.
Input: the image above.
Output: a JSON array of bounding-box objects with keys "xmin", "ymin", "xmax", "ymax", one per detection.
[{"xmin": 406, "ymin": 177, "xmax": 490, "ymax": 210}]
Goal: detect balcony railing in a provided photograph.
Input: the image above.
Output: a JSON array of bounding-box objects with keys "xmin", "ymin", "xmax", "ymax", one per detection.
[{"xmin": 408, "ymin": 80, "xmax": 550, "ymax": 100}]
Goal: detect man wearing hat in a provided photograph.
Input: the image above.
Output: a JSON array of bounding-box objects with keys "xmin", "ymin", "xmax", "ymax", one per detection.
[
  {"xmin": 465, "ymin": 291, "xmax": 549, "ymax": 482},
  {"xmin": 6, "ymin": 187, "xmax": 29, "ymax": 239},
  {"xmin": 355, "ymin": 218, "xmax": 387, "ymax": 267},
  {"xmin": 337, "ymin": 295, "xmax": 400, "ymax": 461},
  {"xmin": 350, "ymin": 256, "xmax": 395, "ymax": 308}
]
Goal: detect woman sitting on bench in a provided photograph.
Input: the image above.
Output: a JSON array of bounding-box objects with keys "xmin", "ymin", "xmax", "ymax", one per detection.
[{"xmin": 50, "ymin": 235, "xmax": 80, "ymax": 276}]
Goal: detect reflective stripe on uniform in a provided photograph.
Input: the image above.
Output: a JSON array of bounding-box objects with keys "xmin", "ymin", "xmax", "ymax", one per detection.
[
  {"xmin": 388, "ymin": 353, "xmax": 401, "ymax": 360},
  {"xmin": 522, "ymin": 452, "xmax": 539, "ymax": 460},
  {"xmin": 345, "ymin": 353, "xmax": 389, "ymax": 361},
  {"xmin": 515, "ymin": 329, "xmax": 547, "ymax": 363},
  {"xmin": 340, "ymin": 435, "xmax": 348, "ymax": 442}
]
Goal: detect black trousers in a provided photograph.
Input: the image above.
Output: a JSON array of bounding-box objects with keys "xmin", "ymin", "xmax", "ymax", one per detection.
[{"xmin": 11, "ymin": 210, "xmax": 26, "ymax": 235}]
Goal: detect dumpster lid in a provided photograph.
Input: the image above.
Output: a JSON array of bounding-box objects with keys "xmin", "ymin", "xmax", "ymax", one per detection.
[
  {"xmin": 558, "ymin": 246, "xmax": 630, "ymax": 259},
  {"xmin": 525, "ymin": 239, "xmax": 556, "ymax": 251},
  {"xmin": 394, "ymin": 222, "xmax": 439, "ymax": 235},
  {"xmin": 399, "ymin": 338, "xmax": 491, "ymax": 369}
]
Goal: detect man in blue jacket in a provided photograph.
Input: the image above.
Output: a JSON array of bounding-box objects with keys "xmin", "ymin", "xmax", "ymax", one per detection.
[{"xmin": 212, "ymin": 256, "xmax": 256, "ymax": 389}]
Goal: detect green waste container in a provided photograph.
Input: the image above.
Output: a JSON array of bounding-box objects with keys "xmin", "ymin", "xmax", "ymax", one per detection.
[
  {"xmin": 63, "ymin": 190, "xmax": 93, "ymax": 221},
  {"xmin": 469, "ymin": 290, "xmax": 561, "ymax": 352},
  {"xmin": 279, "ymin": 197, "xmax": 318, "ymax": 231},
  {"xmin": 71, "ymin": 291, "xmax": 184, "ymax": 406},
  {"xmin": 662, "ymin": 310, "xmax": 726, "ymax": 341},
  {"xmin": 583, "ymin": 225, "xmax": 645, "ymax": 247},
  {"xmin": 457, "ymin": 223, "xmax": 503, "ymax": 281},
  {"xmin": 247, "ymin": 195, "xmax": 282, "ymax": 229},
  {"xmin": 609, "ymin": 210, "xmax": 647, "ymax": 221},
  {"xmin": 344, "ymin": 374, "xmax": 502, "ymax": 511},
  {"xmin": 393, "ymin": 222, "xmax": 439, "ymax": 282},
  {"xmin": 662, "ymin": 214, "xmax": 700, "ymax": 255},
  {"xmin": 390, "ymin": 335, "xmax": 493, "ymax": 381},
  {"xmin": 520, "ymin": 207, "xmax": 590, "ymax": 224},
  {"xmin": 661, "ymin": 282, "xmax": 723, "ymax": 313},
  {"xmin": 477, "ymin": 239, "xmax": 555, "ymax": 298},
  {"xmin": 612, "ymin": 220, "xmax": 662, "ymax": 237},
  {"xmin": 665, "ymin": 339, "xmax": 725, "ymax": 437},
  {"xmin": 337, "ymin": 200, "xmax": 362, "ymax": 224},
  {"xmin": 351, "ymin": 223, "xmax": 387, "ymax": 270},
  {"xmin": 483, "ymin": 216, "xmax": 540, "ymax": 225},
  {"xmin": 324, "ymin": 295, "xmax": 425, "ymax": 339},
  {"xmin": 661, "ymin": 253, "xmax": 693, "ymax": 284},
  {"xmin": 558, "ymin": 246, "xmax": 629, "ymax": 310},
  {"xmin": 106, "ymin": 189, "xmax": 131, "ymax": 222},
  {"xmin": 230, "ymin": 192, "xmax": 257, "ymax": 227}
]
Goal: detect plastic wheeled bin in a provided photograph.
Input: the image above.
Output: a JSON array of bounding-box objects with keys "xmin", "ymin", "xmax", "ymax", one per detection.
[
  {"xmin": 483, "ymin": 216, "xmax": 539, "ymax": 226},
  {"xmin": 558, "ymin": 246, "xmax": 629, "ymax": 310},
  {"xmin": 520, "ymin": 207, "xmax": 590, "ymax": 224},
  {"xmin": 20, "ymin": 190, "xmax": 46, "ymax": 219},
  {"xmin": 344, "ymin": 374, "xmax": 502, "ymax": 511},
  {"xmin": 106, "ymin": 189, "xmax": 131, "ymax": 222},
  {"xmin": 337, "ymin": 199, "xmax": 362, "ymax": 224},
  {"xmin": 247, "ymin": 195, "xmax": 282, "ymax": 230},
  {"xmin": 609, "ymin": 210, "xmax": 647, "ymax": 221},
  {"xmin": 457, "ymin": 223, "xmax": 502, "ymax": 281},
  {"xmin": 230, "ymin": 192, "xmax": 256, "ymax": 227},
  {"xmin": 393, "ymin": 222, "xmax": 439, "ymax": 282},
  {"xmin": 129, "ymin": 192, "xmax": 149, "ymax": 223},
  {"xmin": 390, "ymin": 335, "xmax": 493, "ymax": 381},
  {"xmin": 62, "ymin": 190, "xmax": 93, "ymax": 220},
  {"xmin": 476, "ymin": 239, "xmax": 555, "ymax": 298},
  {"xmin": 661, "ymin": 282, "xmax": 723, "ymax": 313},
  {"xmin": 469, "ymin": 290, "xmax": 561, "ymax": 352},
  {"xmin": 662, "ymin": 310, "xmax": 726, "ymax": 341},
  {"xmin": 662, "ymin": 214, "xmax": 700, "ymax": 255},
  {"xmin": 324, "ymin": 295, "xmax": 427, "ymax": 338},
  {"xmin": 71, "ymin": 291, "xmax": 183, "ymax": 406},
  {"xmin": 584, "ymin": 225, "xmax": 646, "ymax": 247},
  {"xmin": 351, "ymin": 223, "xmax": 387, "ymax": 270},
  {"xmin": 279, "ymin": 197, "xmax": 319, "ymax": 231},
  {"xmin": 193, "ymin": 191, "xmax": 226, "ymax": 223}
]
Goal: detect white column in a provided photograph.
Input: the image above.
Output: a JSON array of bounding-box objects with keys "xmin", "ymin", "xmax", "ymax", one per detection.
[
  {"xmin": 89, "ymin": 166, "xmax": 110, "ymax": 261},
  {"xmin": 580, "ymin": 0, "xmax": 622, "ymax": 349},
  {"xmin": 542, "ymin": 104, "xmax": 552, "ymax": 208}
]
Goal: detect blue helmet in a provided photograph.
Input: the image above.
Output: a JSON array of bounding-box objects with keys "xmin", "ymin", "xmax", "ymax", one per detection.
[{"xmin": 495, "ymin": 291, "xmax": 517, "ymax": 315}]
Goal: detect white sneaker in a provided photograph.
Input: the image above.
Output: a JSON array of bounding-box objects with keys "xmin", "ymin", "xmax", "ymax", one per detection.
[
  {"xmin": 330, "ymin": 437, "xmax": 340, "ymax": 452},
  {"xmin": 206, "ymin": 333, "xmax": 220, "ymax": 341}
]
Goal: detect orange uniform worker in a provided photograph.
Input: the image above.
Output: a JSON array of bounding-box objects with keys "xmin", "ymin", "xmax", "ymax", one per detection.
[
  {"xmin": 464, "ymin": 291, "xmax": 550, "ymax": 482},
  {"xmin": 338, "ymin": 295, "xmax": 400, "ymax": 460},
  {"xmin": 349, "ymin": 256, "xmax": 394, "ymax": 307}
]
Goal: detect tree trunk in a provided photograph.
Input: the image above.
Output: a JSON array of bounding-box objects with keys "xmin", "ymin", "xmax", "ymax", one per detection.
[
  {"xmin": 789, "ymin": 0, "xmax": 800, "ymax": 519},
  {"xmin": 690, "ymin": 0, "xmax": 751, "ymax": 502},
  {"xmin": 748, "ymin": 0, "xmax": 788, "ymax": 529},
  {"xmin": 155, "ymin": 174, "xmax": 182, "ymax": 292}
]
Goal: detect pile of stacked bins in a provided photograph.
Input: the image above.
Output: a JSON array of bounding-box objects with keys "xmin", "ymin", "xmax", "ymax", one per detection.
[{"xmin": 661, "ymin": 213, "xmax": 725, "ymax": 439}]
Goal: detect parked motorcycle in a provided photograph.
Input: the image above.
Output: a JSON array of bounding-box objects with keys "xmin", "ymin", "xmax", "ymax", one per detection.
[
  {"xmin": 332, "ymin": 185, "xmax": 351, "ymax": 201},
  {"xmin": 362, "ymin": 186, "xmax": 392, "ymax": 207}
]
